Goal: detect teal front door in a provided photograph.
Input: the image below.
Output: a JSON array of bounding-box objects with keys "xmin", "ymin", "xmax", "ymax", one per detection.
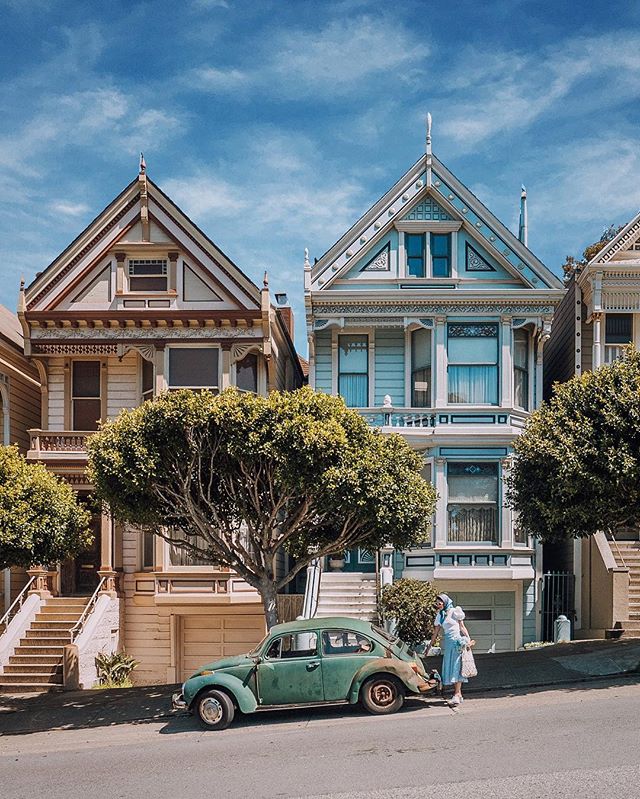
[
  {"xmin": 344, "ymin": 547, "xmax": 376, "ymax": 573},
  {"xmin": 257, "ymin": 632, "xmax": 324, "ymax": 705}
]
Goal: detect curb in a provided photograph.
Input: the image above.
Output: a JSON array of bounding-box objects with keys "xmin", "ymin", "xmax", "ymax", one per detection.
[{"xmin": 462, "ymin": 669, "xmax": 639, "ymax": 695}]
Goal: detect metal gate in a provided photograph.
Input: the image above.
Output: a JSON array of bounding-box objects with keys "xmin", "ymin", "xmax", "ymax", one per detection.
[{"xmin": 541, "ymin": 572, "xmax": 575, "ymax": 642}]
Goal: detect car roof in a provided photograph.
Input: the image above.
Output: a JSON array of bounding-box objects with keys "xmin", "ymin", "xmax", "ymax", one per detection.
[{"xmin": 269, "ymin": 617, "xmax": 378, "ymax": 636}]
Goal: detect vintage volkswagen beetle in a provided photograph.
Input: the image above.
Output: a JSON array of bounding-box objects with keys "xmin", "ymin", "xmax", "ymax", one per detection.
[{"xmin": 172, "ymin": 616, "xmax": 439, "ymax": 730}]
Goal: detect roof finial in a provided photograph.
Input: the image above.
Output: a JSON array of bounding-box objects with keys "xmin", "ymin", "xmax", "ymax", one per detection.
[
  {"xmin": 263, "ymin": 270, "xmax": 269, "ymax": 289},
  {"xmin": 304, "ymin": 248, "xmax": 310, "ymax": 268},
  {"xmin": 18, "ymin": 276, "xmax": 26, "ymax": 313},
  {"xmin": 139, "ymin": 152, "xmax": 146, "ymax": 174},
  {"xmin": 518, "ymin": 185, "xmax": 528, "ymax": 247},
  {"xmin": 425, "ymin": 112, "xmax": 432, "ymax": 155}
]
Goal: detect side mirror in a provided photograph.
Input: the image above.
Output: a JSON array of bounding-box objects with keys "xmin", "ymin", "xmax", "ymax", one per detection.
[{"xmin": 252, "ymin": 655, "xmax": 262, "ymax": 665}]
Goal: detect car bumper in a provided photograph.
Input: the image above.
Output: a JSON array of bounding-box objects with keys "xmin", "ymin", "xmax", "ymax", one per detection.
[{"xmin": 172, "ymin": 692, "xmax": 188, "ymax": 711}]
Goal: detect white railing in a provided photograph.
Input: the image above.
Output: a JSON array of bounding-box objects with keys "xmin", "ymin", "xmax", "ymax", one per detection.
[
  {"xmin": 301, "ymin": 558, "xmax": 322, "ymax": 619},
  {"xmin": 29, "ymin": 430, "xmax": 90, "ymax": 454},
  {"xmin": 71, "ymin": 577, "xmax": 106, "ymax": 641},
  {"xmin": 0, "ymin": 576, "xmax": 36, "ymax": 633},
  {"xmin": 604, "ymin": 345, "xmax": 625, "ymax": 364}
]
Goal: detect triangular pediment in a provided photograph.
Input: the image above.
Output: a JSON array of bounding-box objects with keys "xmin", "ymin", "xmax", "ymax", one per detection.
[
  {"xmin": 402, "ymin": 195, "xmax": 452, "ymax": 222},
  {"xmin": 25, "ymin": 175, "xmax": 262, "ymax": 313},
  {"xmin": 590, "ymin": 213, "xmax": 640, "ymax": 265}
]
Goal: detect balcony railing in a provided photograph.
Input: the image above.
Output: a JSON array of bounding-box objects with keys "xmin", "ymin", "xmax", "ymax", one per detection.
[
  {"xmin": 28, "ymin": 430, "xmax": 90, "ymax": 456},
  {"xmin": 604, "ymin": 345, "xmax": 625, "ymax": 364}
]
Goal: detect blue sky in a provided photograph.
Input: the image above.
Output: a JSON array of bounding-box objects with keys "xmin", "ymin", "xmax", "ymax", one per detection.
[{"xmin": 2, "ymin": 0, "xmax": 640, "ymax": 350}]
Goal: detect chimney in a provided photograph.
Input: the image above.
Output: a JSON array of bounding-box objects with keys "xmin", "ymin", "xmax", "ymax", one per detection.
[{"xmin": 274, "ymin": 292, "xmax": 294, "ymax": 339}]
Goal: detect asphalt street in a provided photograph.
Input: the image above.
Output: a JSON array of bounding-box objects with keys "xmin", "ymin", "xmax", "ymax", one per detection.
[{"xmin": 2, "ymin": 678, "xmax": 639, "ymax": 799}]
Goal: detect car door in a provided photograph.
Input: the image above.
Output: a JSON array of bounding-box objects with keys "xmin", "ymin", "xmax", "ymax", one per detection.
[
  {"xmin": 256, "ymin": 632, "xmax": 323, "ymax": 705},
  {"xmin": 320, "ymin": 629, "xmax": 379, "ymax": 702}
]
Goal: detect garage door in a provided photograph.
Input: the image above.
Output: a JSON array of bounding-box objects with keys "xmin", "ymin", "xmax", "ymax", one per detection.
[
  {"xmin": 179, "ymin": 609, "xmax": 266, "ymax": 681},
  {"xmin": 453, "ymin": 592, "xmax": 515, "ymax": 653}
]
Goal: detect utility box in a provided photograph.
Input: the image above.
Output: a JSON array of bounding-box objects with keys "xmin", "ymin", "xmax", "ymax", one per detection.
[{"xmin": 554, "ymin": 614, "xmax": 571, "ymax": 643}]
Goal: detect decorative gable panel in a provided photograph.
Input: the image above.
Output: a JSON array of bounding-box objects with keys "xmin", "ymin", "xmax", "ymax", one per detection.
[
  {"xmin": 361, "ymin": 243, "xmax": 390, "ymax": 272},
  {"xmin": 465, "ymin": 243, "xmax": 495, "ymax": 272},
  {"xmin": 403, "ymin": 195, "xmax": 451, "ymax": 222}
]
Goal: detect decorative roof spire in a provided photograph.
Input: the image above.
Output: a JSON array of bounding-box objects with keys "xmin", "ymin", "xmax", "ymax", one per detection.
[
  {"xmin": 425, "ymin": 112, "xmax": 433, "ymax": 187},
  {"xmin": 18, "ymin": 277, "xmax": 26, "ymax": 313},
  {"xmin": 304, "ymin": 247, "xmax": 311, "ymax": 293},
  {"xmin": 139, "ymin": 152, "xmax": 146, "ymax": 174},
  {"xmin": 518, "ymin": 185, "xmax": 528, "ymax": 247},
  {"xmin": 263, "ymin": 270, "xmax": 269, "ymax": 289}
]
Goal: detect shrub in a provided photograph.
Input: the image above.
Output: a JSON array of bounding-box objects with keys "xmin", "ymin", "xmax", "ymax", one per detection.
[
  {"xmin": 379, "ymin": 578, "xmax": 439, "ymax": 646},
  {"xmin": 95, "ymin": 651, "xmax": 139, "ymax": 687}
]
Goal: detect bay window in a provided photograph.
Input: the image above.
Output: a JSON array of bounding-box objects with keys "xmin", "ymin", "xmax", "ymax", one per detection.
[
  {"xmin": 168, "ymin": 346, "xmax": 220, "ymax": 391},
  {"xmin": 236, "ymin": 353, "xmax": 258, "ymax": 393},
  {"xmin": 447, "ymin": 462, "xmax": 499, "ymax": 544},
  {"xmin": 513, "ymin": 329, "xmax": 529, "ymax": 410},
  {"xmin": 338, "ymin": 335, "xmax": 368, "ymax": 407},
  {"xmin": 410, "ymin": 328, "xmax": 431, "ymax": 406},
  {"xmin": 72, "ymin": 361, "xmax": 101, "ymax": 430},
  {"xmin": 447, "ymin": 323, "xmax": 498, "ymax": 405}
]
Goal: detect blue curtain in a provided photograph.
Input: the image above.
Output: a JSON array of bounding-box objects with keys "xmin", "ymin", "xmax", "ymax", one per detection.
[
  {"xmin": 448, "ymin": 365, "xmax": 498, "ymax": 404},
  {"xmin": 339, "ymin": 374, "xmax": 368, "ymax": 407}
]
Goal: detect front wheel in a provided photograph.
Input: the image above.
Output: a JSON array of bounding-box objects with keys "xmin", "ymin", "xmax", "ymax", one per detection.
[
  {"xmin": 195, "ymin": 689, "xmax": 235, "ymax": 730},
  {"xmin": 360, "ymin": 675, "xmax": 404, "ymax": 715}
]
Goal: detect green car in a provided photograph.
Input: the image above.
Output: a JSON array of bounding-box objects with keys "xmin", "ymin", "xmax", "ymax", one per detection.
[{"xmin": 172, "ymin": 616, "xmax": 440, "ymax": 730}]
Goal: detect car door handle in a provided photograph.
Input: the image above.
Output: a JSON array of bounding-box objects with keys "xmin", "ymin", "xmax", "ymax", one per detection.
[{"xmin": 306, "ymin": 661, "xmax": 320, "ymax": 671}]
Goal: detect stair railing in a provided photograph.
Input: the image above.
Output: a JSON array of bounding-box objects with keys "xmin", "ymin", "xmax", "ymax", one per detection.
[
  {"xmin": 0, "ymin": 576, "xmax": 36, "ymax": 633},
  {"xmin": 610, "ymin": 532, "xmax": 627, "ymax": 569},
  {"xmin": 70, "ymin": 577, "xmax": 106, "ymax": 641},
  {"xmin": 301, "ymin": 558, "xmax": 322, "ymax": 619}
]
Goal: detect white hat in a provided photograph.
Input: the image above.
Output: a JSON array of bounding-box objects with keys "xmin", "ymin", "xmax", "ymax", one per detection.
[{"xmin": 451, "ymin": 606, "xmax": 465, "ymax": 622}]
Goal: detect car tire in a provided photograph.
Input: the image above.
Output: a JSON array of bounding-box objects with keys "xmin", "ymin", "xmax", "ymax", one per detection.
[
  {"xmin": 360, "ymin": 674, "xmax": 404, "ymax": 715},
  {"xmin": 195, "ymin": 689, "xmax": 235, "ymax": 731}
]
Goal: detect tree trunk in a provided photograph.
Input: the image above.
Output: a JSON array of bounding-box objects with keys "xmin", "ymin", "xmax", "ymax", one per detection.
[{"xmin": 259, "ymin": 579, "xmax": 279, "ymax": 630}]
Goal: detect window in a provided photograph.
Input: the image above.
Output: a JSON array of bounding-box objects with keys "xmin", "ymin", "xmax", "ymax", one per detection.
[
  {"xmin": 431, "ymin": 234, "xmax": 451, "ymax": 277},
  {"xmin": 604, "ymin": 314, "xmax": 632, "ymax": 364},
  {"xmin": 322, "ymin": 630, "xmax": 375, "ymax": 655},
  {"xmin": 513, "ymin": 516, "xmax": 528, "ymax": 546},
  {"xmin": 168, "ymin": 530, "xmax": 211, "ymax": 567},
  {"xmin": 266, "ymin": 633, "xmax": 318, "ymax": 659},
  {"xmin": 447, "ymin": 462, "xmax": 499, "ymax": 544},
  {"xmin": 447, "ymin": 323, "xmax": 498, "ymax": 405},
  {"xmin": 141, "ymin": 358, "xmax": 154, "ymax": 403},
  {"xmin": 128, "ymin": 259, "xmax": 168, "ymax": 292},
  {"xmin": 72, "ymin": 361, "xmax": 101, "ymax": 431},
  {"xmin": 405, "ymin": 233, "xmax": 451, "ymax": 277},
  {"xmin": 410, "ymin": 328, "xmax": 431, "ymax": 407},
  {"xmin": 168, "ymin": 347, "xmax": 220, "ymax": 391},
  {"xmin": 338, "ymin": 335, "xmax": 368, "ymax": 407},
  {"xmin": 406, "ymin": 234, "xmax": 425, "ymax": 277},
  {"xmin": 236, "ymin": 353, "xmax": 258, "ymax": 393},
  {"xmin": 142, "ymin": 531, "xmax": 155, "ymax": 570},
  {"xmin": 513, "ymin": 329, "xmax": 529, "ymax": 410}
]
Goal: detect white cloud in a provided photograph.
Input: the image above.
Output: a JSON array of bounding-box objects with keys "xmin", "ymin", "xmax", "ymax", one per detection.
[
  {"xmin": 188, "ymin": 66, "xmax": 249, "ymax": 92},
  {"xmin": 49, "ymin": 201, "xmax": 90, "ymax": 217}
]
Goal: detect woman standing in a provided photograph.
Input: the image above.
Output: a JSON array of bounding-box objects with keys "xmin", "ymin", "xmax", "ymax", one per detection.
[{"xmin": 428, "ymin": 593, "xmax": 472, "ymax": 706}]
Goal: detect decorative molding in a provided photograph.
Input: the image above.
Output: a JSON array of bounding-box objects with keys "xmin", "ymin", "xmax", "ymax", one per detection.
[
  {"xmin": 230, "ymin": 342, "xmax": 263, "ymax": 363},
  {"xmin": 599, "ymin": 219, "xmax": 640, "ymax": 263},
  {"xmin": 465, "ymin": 242, "xmax": 495, "ymax": 272},
  {"xmin": 31, "ymin": 326, "xmax": 263, "ymax": 341},
  {"xmin": 361, "ymin": 243, "xmax": 390, "ymax": 272},
  {"xmin": 117, "ymin": 343, "xmax": 156, "ymax": 361},
  {"xmin": 31, "ymin": 343, "xmax": 118, "ymax": 355},
  {"xmin": 402, "ymin": 195, "xmax": 451, "ymax": 222},
  {"xmin": 313, "ymin": 302, "xmax": 557, "ymax": 316}
]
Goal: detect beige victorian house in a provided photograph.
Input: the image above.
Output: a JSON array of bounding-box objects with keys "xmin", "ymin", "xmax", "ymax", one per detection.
[{"xmin": 0, "ymin": 165, "xmax": 302, "ymax": 692}]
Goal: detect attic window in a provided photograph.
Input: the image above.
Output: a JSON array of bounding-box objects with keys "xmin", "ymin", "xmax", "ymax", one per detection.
[{"xmin": 128, "ymin": 259, "xmax": 168, "ymax": 292}]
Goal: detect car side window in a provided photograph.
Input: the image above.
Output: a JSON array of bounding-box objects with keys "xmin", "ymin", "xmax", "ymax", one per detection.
[
  {"xmin": 322, "ymin": 630, "xmax": 375, "ymax": 656},
  {"xmin": 265, "ymin": 633, "xmax": 318, "ymax": 660}
]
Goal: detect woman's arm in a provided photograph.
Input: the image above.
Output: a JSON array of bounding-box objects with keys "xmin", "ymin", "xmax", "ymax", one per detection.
[
  {"xmin": 459, "ymin": 621, "xmax": 470, "ymax": 639},
  {"xmin": 429, "ymin": 624, "xmax": 441, "ymax": 648}
]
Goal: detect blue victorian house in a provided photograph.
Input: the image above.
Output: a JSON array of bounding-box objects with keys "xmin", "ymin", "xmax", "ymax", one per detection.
[{"xmin": 305, "ymin": 121, "xmax": 564, "ymax": 651}]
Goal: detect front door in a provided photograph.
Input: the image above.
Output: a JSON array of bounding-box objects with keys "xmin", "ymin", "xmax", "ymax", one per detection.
[
  {"xmin": 320, "ymin": 628, "xmax": 378, "ymax": 701},
  {"xmin": 344, "ymin": 547, "xmax": 376, "ymax": 573},
  {"xmin": 257, "ymin": 632, "xmax": 323, "ymax": 705},
  {"xmin": 60, "ymin": 513, "xmax": 101, "ymax": 595}
]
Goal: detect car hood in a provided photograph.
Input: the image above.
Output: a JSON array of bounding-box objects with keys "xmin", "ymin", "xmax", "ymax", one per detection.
[{"xmin": 188, "ymin": 653, "xmax": 253, "ymax": 677}]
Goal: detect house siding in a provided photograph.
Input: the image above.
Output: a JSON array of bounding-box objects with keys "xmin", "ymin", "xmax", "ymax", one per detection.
[
  {"xmin": 543, "ymin": 279, "xmax": 574, "ymax": 400},
  {"xmin": 374, "ymin": 329, "xmax": 405, "ymax": 406},
  {"xmin": 315, "ymin": 331, "xmax": 332, "ymax": 394}
]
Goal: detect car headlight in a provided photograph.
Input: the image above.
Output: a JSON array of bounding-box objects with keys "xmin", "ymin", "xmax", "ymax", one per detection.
[{"xmin": 197, "ymin": 669, "xmax": 215, "ymax": 677}]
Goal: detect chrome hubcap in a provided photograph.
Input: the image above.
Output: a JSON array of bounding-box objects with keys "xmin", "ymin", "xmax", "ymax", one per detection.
[
  {"xmin": 200, "ymin": 696, "xmax": 223, "ymax": 724},
  {"xmin": 371, "ymin": 682, "xmax": 394, "ymax": 706}
]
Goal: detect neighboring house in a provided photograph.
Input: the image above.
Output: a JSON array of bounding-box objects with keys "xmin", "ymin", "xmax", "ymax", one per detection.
[
  {"xmin": 305, "ymin": 131, "xmax": 564, "ymax": 651},
  {"xmin": 1, "ymin": 163, "xmax": 302, "ymax": 690},
  {"xmin": 544, "ymin": 215, "xmax": 640, "ymax": 639},
  {"xmin": 0, "ymin": 305, "xmax": 41, "ymax": 613}
]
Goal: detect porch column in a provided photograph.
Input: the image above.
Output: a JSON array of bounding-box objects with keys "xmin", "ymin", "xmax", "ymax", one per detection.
[
  {"xmin": 593, "ymin": 313, "xmax": 602, "ymax": 370},
  {"xmin": 433, "ymin": 457, "xmax": 447, "ymax": 547},
  {"xmin": 98, "ymin": 509, "xmax": 117, "ymax": 596},
  {"xmin": 500, "ymin": 316, "xmax": 512, "ymax": 408},
  {"xmin": 221, "ymin": 345, "xmax": 231, "ymax": 390},
  {"xmin": 154, "ymin": 344, "xmax": 166, "ymax": 394}
]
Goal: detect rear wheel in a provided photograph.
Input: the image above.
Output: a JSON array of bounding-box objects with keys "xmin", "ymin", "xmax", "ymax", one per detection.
[
  {"xmin": 360, "ymin": 675, "xmax": 404, "ymax": 715},
  {"xmin": 195, "ymin": 689, "xmax": 235, "ymax": 730}
]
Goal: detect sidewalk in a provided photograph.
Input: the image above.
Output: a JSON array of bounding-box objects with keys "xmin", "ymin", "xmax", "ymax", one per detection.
[{"xmin": 1, "ymin": 638, "xmax": 639, "ymax": 735}]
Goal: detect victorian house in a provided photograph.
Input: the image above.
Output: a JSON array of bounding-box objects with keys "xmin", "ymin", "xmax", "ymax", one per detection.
[
  {"xmin": 305, "ymin": 126, "xmax": 564, "ymax": 651},
  {"xmin": 0, "ymin": 164, "xmax": 302, "ymax": 691},
  {"xmin": 544, "ymin": 216, "xmax": 640, "ymax": 640}
]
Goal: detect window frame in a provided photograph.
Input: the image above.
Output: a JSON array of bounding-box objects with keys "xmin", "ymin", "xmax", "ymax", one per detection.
[
  {"xmin": 337, "ymin": 333, "xmax": 370, "ymax": 408},
  {"xmin": 127, "ymin": 258, "xmax": 168, "ymax": 293},
  {"xmin": 165, "ymin": 344, "xmax": 222, "ymax": 392},
  {"xmin": 446, "ymin": 322, "xmax": 499, "ymax": 407},
  {"xmin": 409, "ymin": 326, "xmax": 433, "ymax": 408},
  {"xmin": 513, "ymin": 328, "xmax": 530, "ymax": 411},
  {"xmin": 446, "ymin": 460, "xmax": 500, "ymax": 546},
  {"xmin": 265, "ymin": 632, "xmax": 319, "ymax": 660},
  {"xmin": 70, "ymin": 359, "xmax": 103, "ymax": 431},
  {"xmin": 321, "ymin": 629, "xmax": 376, "ymax": 657},
  {"xmin": 404, "ymin": 232, "xmax": 453, "ymax": 278},
  {"xmin": 140, "ymin": 355, "xmax": 155, "ymax": 404}
]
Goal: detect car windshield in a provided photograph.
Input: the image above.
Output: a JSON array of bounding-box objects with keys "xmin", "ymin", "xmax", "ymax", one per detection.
[
  {"xmin": 372, "ymin": 625, "xmax": 401, "ymax": 647},
  {"xmin": 247, "ymin": 634, "xmax": 269, "ymax": 656}
]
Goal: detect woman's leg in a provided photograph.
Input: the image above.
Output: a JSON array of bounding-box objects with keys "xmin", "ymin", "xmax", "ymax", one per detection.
[{"xmin": 454, "ymin": 681, "xmax": 463, "ymax": 699}]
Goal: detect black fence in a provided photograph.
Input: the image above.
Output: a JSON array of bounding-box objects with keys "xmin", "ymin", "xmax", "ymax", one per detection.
[{"xmin": 541, "ymin": 571, "xmax": 575, "ymax": 642}]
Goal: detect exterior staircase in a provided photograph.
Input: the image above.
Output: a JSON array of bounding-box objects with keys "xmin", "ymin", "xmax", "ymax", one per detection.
[
  {"xmin": 315, "ymin": 572, "xmax": 378, "ymax": 622},
  {"xmin": 612, "ymin": 540, "xmax": 640, "ymax": 638},
  {"xmin": 0, "ymin": 597, "xmax": 88, "ymax": 692}
]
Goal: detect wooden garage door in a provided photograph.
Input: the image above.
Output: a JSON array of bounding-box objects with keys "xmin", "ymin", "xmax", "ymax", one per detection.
[
  {"xmin": 454, "ymin": 592, "xmax": 515, "ymax": 653},
  {"xmin": 179, "ymin": 609, "xmax": 266, "ymax": 681}
]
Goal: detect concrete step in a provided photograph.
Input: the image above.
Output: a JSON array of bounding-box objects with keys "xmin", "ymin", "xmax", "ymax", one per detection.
[
  {"xmin": 319, "ymin": 588, "xmax": 377, "ymax": 598},
  {"xmin": 8, "ymin": 655, "xmax": 63, "ymax": 666},
  {"xmin": 36, "ymin": 611, "xmax": 83, "ymax": 621},
  {"xmin": 30, "ymin": 620, "xmax": 75, "ymax": 630},
  {"xmin": 0, "ymin": 672, "xmax": 62, "ymax": 685},
  {"xmin": 3, "ymin": 663, "xmax": 62, "ymax": 676},
  {"xmin": 14, "ymin": 645, "xmax": 65, "ymax": 656},
  {"xmin": 320, "ymin": 574, "xmax": 376, "ymax": 582},
  {"xmin": 44, "ymin": 597, "xmax": 88, "ymax": 604},
  {"xmin": 621, "ymin": 619, "xmax": 640, "ymax": 630},
  {"xmin": 23, "ymin": 629, "xmax": 71, "ymax": 640},
  {"xmin": 0, "ymin": 682, "xmax": 63, "ymax": 693},
  {"xmin": 20, "ymin": 636, "xmax": 71, "ymax": 648}
]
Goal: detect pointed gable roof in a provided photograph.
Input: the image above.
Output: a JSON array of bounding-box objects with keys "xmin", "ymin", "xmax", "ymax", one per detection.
[
  {"xmin": 587, "ymin": 210, "xmax": 640, "ymax": 265},
  {"xmin": 311, "ymin": 153, "xmax": 563, "ymax": 292},
  {"xmin": 25, "ymin": 173, "xmax": 261, "ymax": 312}
]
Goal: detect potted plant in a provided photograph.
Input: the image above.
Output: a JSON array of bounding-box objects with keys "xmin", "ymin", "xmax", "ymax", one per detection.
[{"xmin": 328, "ymin": 552, "xmax": 346, "ymax": 571}]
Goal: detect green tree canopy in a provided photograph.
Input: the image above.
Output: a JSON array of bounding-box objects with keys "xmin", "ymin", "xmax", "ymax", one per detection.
[
  {"xmin": 0, "ymin": 446, "xmax": 92, "ymax": 569},
  {"xmin": 508, "ymin": 350, "xmax": 640, "ymax": 542},
  {"xmin": 561, "ymin": 224, "xmax": 624, "ymax": 279},
  {"xmin": 379, "ymin": 578, "xmax": 439, "ymax": 646},
  {"xmin": 87, "ymin": 387, "xmax": 436, "ymax": 627}
]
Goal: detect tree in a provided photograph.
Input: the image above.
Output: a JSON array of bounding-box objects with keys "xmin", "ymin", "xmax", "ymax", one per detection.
[
  {"xmin": 561, "ymin": 224, "xmax": 624, "ymax": 280},
  {"xmin": 507, "ymin": 350, "xmax": 640, "ymax": 543},
  {"xmin": 0, "ymin": 446, "xmax": 92, "ymax": 569},
  {"xmin": 87, "ymin": 387, "xmax": 436, "ymax": 627},
  {"xmin": 379, "ymin": 578, "xmax": 439, "ymax": 646}
]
